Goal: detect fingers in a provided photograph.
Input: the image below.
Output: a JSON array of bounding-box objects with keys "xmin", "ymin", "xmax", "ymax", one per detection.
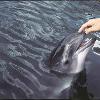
[
  {"xmin": 78, "ymin": 18, "xmax": 100, "ymax": 34},
  {"xmin": 85, "ymin": 25, "xmax": 100, "ymax": 34},
  {"xmin": 84, "ymin": 26, "xmax": 96, "ymax": 34},
  {"xmin": 78, "ymin": 19, "xmax": 94, "ymax": 33}
]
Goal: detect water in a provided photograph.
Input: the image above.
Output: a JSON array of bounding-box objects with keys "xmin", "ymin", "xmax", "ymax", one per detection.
[{"xmin": 0, "ymin": 1, "xmax": 100, "ymax": 99}]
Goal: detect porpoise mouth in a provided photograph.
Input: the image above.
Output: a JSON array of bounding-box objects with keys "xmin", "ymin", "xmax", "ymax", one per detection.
[{"xmin": 77, "ymin": 36, "xmax": 96, "ymax": 51}]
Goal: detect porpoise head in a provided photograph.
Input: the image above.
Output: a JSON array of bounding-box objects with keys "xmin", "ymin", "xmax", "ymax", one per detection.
[
  {"xmin": 46, "ymin": 33, "xmax": 96, "ymax": 98},
  {"xmin": 48, "ymin": 33, "xmax": 96, "ymax": 75}
]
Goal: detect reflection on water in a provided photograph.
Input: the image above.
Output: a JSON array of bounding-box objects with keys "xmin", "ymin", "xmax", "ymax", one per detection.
[{"xmin": 0, "ymin": 1, "xmax": 100, "ymax": 99}]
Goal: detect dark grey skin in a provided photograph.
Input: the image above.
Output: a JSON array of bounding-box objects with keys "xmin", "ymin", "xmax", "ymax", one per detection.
[{"xmin": 47, "ymin": 33, "xmax": 96, "ymax": 99}]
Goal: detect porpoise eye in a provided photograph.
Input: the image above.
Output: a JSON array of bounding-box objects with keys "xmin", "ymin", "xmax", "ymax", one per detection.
[{"xmin": 64, "ymin": 60, "xmax": 69, "ymax": 65}]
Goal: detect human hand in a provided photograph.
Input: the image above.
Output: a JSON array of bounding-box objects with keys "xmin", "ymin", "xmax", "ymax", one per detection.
[{"xmin": 78, "ymin": 18, "xmax": 100, "ymax": 34}]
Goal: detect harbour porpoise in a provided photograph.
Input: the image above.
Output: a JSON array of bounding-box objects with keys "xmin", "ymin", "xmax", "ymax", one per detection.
[
  {"xmin": 46, "ymin": 32, "xmax": 96, "ymax": 99},
  {"xmin": 48, "ymin": 32, "xmax": 96, "ymax": 75}
]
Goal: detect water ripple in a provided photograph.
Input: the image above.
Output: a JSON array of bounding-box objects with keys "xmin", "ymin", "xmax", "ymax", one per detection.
[{"xmin": 0, "ymin": 1, "xmax": 100, "ymax": 99}]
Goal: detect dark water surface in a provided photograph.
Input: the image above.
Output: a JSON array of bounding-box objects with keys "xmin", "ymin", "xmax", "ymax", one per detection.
[{"xmin": 0, "ymin": 1, "xmax": 100, "ymax": 99}]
